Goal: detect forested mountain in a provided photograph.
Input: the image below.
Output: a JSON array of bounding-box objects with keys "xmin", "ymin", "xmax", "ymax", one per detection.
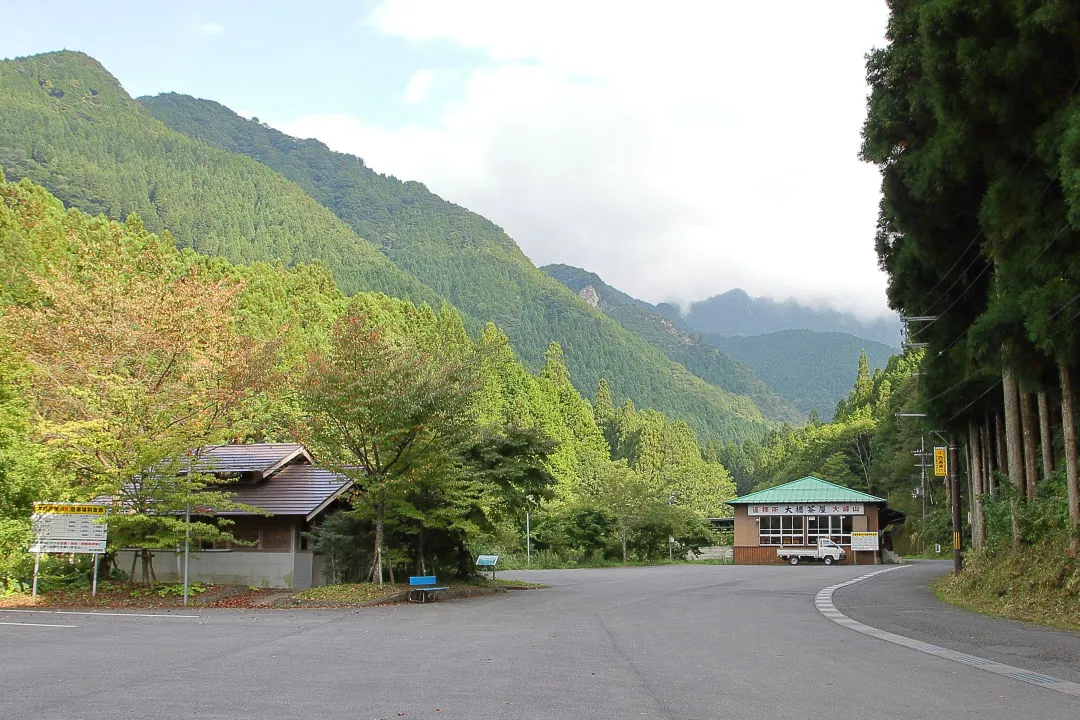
[
  {"xmin": 705, "ymin": 330, "xmax": 896, "ymax": 420},
  {"xmin": 542, "ymin": 263, "xmax": 803, "ymax": 424},
  {"xmin": 0, "ymin": 52, "xmax": 440, "ymax": 307},
  {"xmin": 133, "ymin": 88, "xmax": 772, "ymax": 443},
  {"xmin": 671, "ymin": 288, "xmax": 901, "ymax": 346}
]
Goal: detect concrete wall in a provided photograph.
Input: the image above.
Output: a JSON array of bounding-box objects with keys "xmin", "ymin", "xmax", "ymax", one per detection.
[{"xmin": 116, "ymin": 549, "xmax": 320, "ymax": 589}]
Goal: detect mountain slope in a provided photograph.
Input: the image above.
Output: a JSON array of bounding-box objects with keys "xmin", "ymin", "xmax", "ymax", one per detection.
[
  {"xmin": 542, "ymin": 264, "xmax": 804, "ymax": 425},
  {"xmin": 706, "ymin": 330, "xmax": 896, "ymax": 420},
  {"xmin": 138, "ymin": 91, "xmax": 775, "ymax": 443},
  {"xmin": 681, "ymin": 289, "xmax": 901, "ymax": 346},
  {"xmin": 0, "ymin": 51, "xmax": 440, "ymax": 306}
]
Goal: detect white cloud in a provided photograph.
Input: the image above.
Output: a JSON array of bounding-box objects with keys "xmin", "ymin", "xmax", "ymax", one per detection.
[
  {"xmin": 284, "ymin": 0, "xmax": 893, "ymax": 317},
  {"xmin": 401, "ymin": 68, "xmax": 436, "ymax": 104},
  {"xmin": 197, "ymin": 22, "xmax": 224, "ymax": 37}
]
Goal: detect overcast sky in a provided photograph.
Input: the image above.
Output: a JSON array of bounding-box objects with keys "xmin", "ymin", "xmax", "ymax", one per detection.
[{"xmin": 5, "ymin": 0, "xmax": 893, "ymax": 317}]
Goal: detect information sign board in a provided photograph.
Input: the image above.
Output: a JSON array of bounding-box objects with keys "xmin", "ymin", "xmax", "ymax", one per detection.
[
  {"xmin": 475, "ymin": 555, "xmax": 499, "ymax": 567},
  {"xmin": 30, "ymin": 502, "xmax": 107, "ymax": 554},
  {"xmin": 934, "ymin": 447, "xmax": 948, "ymax": 477},
  {"xmin": 851, "ymin": 531, "xmax": 880, "ymax": 551},
  {"xmin": 29, "ymin": 539, "xmax": 108, "ymax": 554}
]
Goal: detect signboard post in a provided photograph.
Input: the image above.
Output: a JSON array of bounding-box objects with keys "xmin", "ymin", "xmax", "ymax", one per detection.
[{"xmin": 29, "ymin": 502, "xmax": 108, "ymax": 596}]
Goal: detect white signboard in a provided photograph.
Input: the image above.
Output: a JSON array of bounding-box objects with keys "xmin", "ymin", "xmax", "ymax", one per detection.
[
  {"xmin": 29, "ymin": 539, "xmax": 108, "ymax": 554},
  {"xmin": 851, "ymin": 532, "xmax": 880, "ymax": 551},
  {"xmin": 30, "ymin": 502, "xmax": 107, "ymax": 554},
  {"xmin": 748, "ymin": 503, "xmax": 864, "ymax": 516}
]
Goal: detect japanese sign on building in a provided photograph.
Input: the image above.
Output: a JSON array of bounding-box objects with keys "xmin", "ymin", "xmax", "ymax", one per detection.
[
  {"xmin": 747, "ymin": 503, "xmax": 864, "ymax": 516},
  {"xmin": 30, "ymin": 502, "xmax": 107, "ymax": 554}
]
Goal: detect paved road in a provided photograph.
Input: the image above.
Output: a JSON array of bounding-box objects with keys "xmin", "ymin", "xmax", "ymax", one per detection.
[
  {"xmin": 2, "ymin": 564, "xmax": 1076, "ymax": 719},
  {"xmin": 833, "ymin": 559, "xmax": 1080, "ymax": 684}
]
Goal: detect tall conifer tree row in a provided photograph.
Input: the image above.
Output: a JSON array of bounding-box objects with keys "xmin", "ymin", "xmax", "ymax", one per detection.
[{"xmin": 862, "ymin": 0, "xmax": 1080, "ymax": 548}]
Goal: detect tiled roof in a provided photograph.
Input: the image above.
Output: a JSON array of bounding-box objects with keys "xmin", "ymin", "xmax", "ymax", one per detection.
[
  {"xmin": 219, "ymin": 464, "xmax": 353, "ymax": 520},
  {"xmin": 727, "ymin": 476, "xmax": 885, "ymax": 505},
  {"xmin": 190, "ymin": 443, "xmax": 311, "ymax": 475}
]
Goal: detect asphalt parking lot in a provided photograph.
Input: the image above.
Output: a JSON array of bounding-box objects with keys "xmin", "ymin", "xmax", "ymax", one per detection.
[{"xmin": 3, "ymin": 562, "xmax": 1077, "ymax": 719}]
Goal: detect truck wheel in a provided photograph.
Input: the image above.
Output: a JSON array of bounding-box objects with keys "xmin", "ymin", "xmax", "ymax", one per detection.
[
  {"xmin": 823, "ymin": 556, "xmax": 834, "ymax": 566},
  {"xmin": 789, "ymin": 556, "xmax": 799, "ymax": 565}
]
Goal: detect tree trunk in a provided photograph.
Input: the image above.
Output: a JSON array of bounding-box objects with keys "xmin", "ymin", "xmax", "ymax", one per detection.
[
  {"xmin": 1020, "ymin": 390, "xmax": 1039, "ymax": 501},
  {"xmin": 968, "ymin": 419, "xmax": 985, "ymax": 548},
  {"xmin": 981, "ymin": 417, "xmax": 995, "ymax": 496},
  {"xmin": 417, "ymin": 532, "xmax": 427, "ymax": 576},
  {"xmin": 621, "ymin": 535, "xmax": 628, "ymax": 565},
  {"xmin": 1060, "ymin": 364, "xmax": 1079, "ymax": 556},
  {"xmin": 369, "ymin": 503, "xmax": 385, "ymax": 585},
  {"xmin": 139, "ymin": 548, "xmax": 155, "ymax": 587},
  {"xmin": 1002, "ymin": 364, "xmax": 1024, "ymax": 548},
  {"xmin": 994, "ymin": 410, "xmax": 1006, "ymax": 477},
  {"xmin": 1037, "ymin": 390, "xmax": 1054, "ymax": 479}
]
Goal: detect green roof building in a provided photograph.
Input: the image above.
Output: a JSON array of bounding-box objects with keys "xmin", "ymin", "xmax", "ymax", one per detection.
[{"xmin": 727, "ymin": 476, "xmax": 898, "ymax": 565}]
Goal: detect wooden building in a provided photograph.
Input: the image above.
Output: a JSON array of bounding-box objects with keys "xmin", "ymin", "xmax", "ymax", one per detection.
[
  {"xmin": 113, "ymin": 443, "xmax": 353, "ymax": 589},
  {"xmin": 727, "ymin": 476, "xmax": 902, "ymax": 565}
]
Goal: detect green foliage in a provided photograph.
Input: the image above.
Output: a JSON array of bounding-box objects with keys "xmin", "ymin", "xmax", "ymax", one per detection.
[
  {"xmin": 0, "ymin": 52, "xmax": 442, "ymax": 308},
  {"xmin": 707, "ymin": 331, "xmax": 896, "ymax": 421}
]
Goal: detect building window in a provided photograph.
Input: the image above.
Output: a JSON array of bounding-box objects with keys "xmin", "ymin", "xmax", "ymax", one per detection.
[
  {"xmin": 807, "ymin": 515, "xmax": 852, "ymax": 545},
  {"xmin": 760, "ymin": 515, "xmax": 805, "ymax": 545}
]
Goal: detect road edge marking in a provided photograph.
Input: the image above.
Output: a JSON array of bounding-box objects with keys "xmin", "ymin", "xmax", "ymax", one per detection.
[
  {"xmin": 0, "ymin": 609, "xmax": 200, "ymax": 619},
  {"xmin": 0, "ymin": 621, "xmax": 76, "ymax": 628},
  {"xmin": 815, "ymin": 566, "xmax": 1080, "ymax": 698}
]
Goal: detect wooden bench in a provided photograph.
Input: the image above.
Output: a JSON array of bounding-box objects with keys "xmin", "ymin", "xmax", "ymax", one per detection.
[{"xmin": 408, "ymin": 575, "xmax": 448, "ymax": 603}]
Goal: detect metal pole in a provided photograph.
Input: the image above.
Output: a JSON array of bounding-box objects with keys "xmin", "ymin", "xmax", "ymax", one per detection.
[
  {"xmin": 31, "ymin": 549, "xmax": 41, "ymax": 597},
  {"xmin": 949, "ymin": 440, "xmax": 962, "ymax": 574},
  {"xmin": 183, "ymin": 502, "xmax": 191, "ymax": 606},
  {"xmin": 920, "ymin": 435, "xmax": 927, "ymax": 554},
  {"xmin": 92, "ymin": 553, "xmax": 99, "ymax": 596},
  {"xmin": 525, "ymin": 511, "xmax": 531, "ymax": 567}
]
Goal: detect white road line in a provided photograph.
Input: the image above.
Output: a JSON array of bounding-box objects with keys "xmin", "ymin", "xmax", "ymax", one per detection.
[
  {"xmin": 0, "ymin": 609, "xmax": 200, "ymax": 619},
  {"xmin": 816, "ymin": 566, "xmax": 1080, "ymax": 698},
  {"xmin": 0, "ymin": 621, "xmax": 76, "ymax": 628}
]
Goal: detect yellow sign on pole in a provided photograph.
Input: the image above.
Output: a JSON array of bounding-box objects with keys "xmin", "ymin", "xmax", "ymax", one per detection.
[
  {"xmin": 32, "ymin": 502, "xmax": 106, "ymax": 515},
  {"xmin": 933, "ymin": 447, "xmax": 948, "ymax": 477}
]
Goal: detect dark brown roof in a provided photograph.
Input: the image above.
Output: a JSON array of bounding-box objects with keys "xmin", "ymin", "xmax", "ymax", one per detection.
[
  {"xmin": 196, "ymin": 443, "xmax": 311, "ymax": 476},
  {"xmin": 219, "ymin": 464, "xmax": 353, "ymax": 520}
]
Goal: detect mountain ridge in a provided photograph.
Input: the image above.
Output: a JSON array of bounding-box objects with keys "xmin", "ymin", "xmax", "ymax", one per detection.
[{"xmin": 0, "ymin": 51, "xmax": 779, "ymax": 445}]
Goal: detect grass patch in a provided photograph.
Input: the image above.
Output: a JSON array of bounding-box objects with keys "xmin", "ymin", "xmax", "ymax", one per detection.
[
  {"xmin": 933, "ymin": 538, "xmax": 1080, "ymax": 631},
  {"xmin": 293, "ymin": 583, "xmax": 406, "ymax": 604}
]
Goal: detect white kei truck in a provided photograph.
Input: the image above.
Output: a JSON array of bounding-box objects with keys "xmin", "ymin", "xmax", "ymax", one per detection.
[{"xmin": 777, "ymin": 538, "xmax": 846, "ymax": 565}]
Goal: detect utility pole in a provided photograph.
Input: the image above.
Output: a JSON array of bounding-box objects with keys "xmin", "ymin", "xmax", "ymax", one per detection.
[
  {"xmin": 913, "ymin": 435, "xmax": 929, "ymax": 554},
  {"xmin": 949, "ymin": 439, "xmax": 962, "ymax": 574}
]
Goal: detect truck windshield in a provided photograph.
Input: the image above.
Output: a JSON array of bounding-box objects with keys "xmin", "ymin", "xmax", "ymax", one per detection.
[{"xmin": 821, "ymin": 540, "xmax": 837, "ymax": 548}]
